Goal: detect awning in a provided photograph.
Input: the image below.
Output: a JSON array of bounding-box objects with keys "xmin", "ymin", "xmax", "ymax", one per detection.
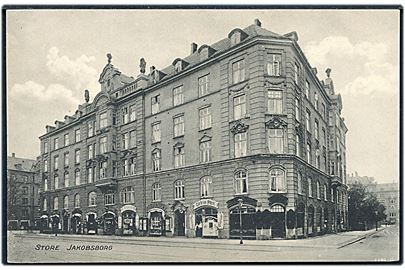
[
  {"xmin": 72, "ymin": 213, "xmax": 82, "ymax": 217},
  {"xmin": 40, "ymin": 215, "xmax": 48, "ymax": 219}
]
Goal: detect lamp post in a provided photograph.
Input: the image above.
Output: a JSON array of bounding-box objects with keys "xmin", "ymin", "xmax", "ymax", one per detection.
[
  {"xmin": 238, "ymin": 198, "xmax": 243, "ymax": 245},
  {"xmin": 375, "ymin": 210, "xmax": 378, "ymax": 231}
]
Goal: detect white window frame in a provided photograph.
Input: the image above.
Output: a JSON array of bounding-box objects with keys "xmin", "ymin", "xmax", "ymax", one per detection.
[
  {"xmin": 268, "ymin": 90, "xmax": 283, "ymax": 114},
  {"xmin": 234, "ymin": 132, "xmax": 247, "ymax": 158},
  {"xmin": 232, "ymin": 59, "xmax": 245, "ymax": 84},
  {"xmin": 308, "ymin": 178, "xmax": 313, "ymax": 197},
  {"xmin": 104, "ymin": 193, "xmax": 115, "ymax": 206},
  {"xmin": 200, "ymin": 176, "xmax": 213, "ymax": 198},
  {"xmin": 99, "ymin": 112, "xmax": 107, "ymax": 129},
  {"xmin": 173, "ymin": 115, "xmax": 185, "ymax": 137},
  {"xmin": 99, "ymin": 136, "xmax": 107, "ymax": 154},
  {"xmin": 74, "ymin": 194, "xmax": 80, "ymax": 208},
  {"xmin": 267, "ymin": 53, "xmax": 281, "ymax": 76},
  {"xmin": 75, "ymin": 129, "xmax": 80, "ymax": 143},
  {"xmin": 199, "ymin": 140, "xmax": 212, "ymax": 163},
  {"xmin": 234, "ymin": 170, "xmax": 248, "ymax": 194},
  {"xmin": 269, "ymin": 168, "xmax": 286, "ymax": 193},
  {"xmin": 152, "ymin": 150, "xmax": 161, "ymax": 172},
  {"xmin": 174, "ymin": 180, "xmax": 185, "ymax": 200},
  {"xmin": 268, "ymin": 128, "xmax": 284, "ymax": 154},
  {"xmin": 199, "ymin": 106, "xmax": 212, "ymax": 130},
  {"xmin": 198, "ymin": 74, "xmax": 209, "ymax": 97},
  {"xmin": 173, "ymin": 85, "xmax": 184, "ymax": 106},
  {"xmin": 151, "ymin": 95, "xmax": 160, "ymax": 114},
  {"xmin": 233, "ymin": 94, "xmax": 246, "ymax": 120},
  {"xmin": 54, "ymin": 138, "xmax": 59, "ymax": 150},
  {"xmin": 152, "ymin": 123, "xmax": 161, "ymax": 143},
  {"xmin": 64, "ymin": 133, "xmax": 69, "ymax": 146},
  {"xmin": 88, "ymin": 192, "xmax": 97, "ymax": 207},
  {"xmin": 129, "ymin": 104, "xmax": 136, "ymax": 122},
  {"xmin": 174, "ymin": 146, "xmax": 185, "ymax": 168},
  {"xmin": 152, "ymin": 183, "xmax": 161, "ymax": 202},
  {"xmin": 75, "ymin": 170, "xmax": 80, "ymax": 186},
  {"xmin": 75, "ymin": 149, "xmax": 80, "ymax": 164}
]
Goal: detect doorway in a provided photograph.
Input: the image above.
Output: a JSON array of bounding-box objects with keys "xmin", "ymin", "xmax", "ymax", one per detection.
[
  {"xmin": 174, "ymin": 210, "xmax": 185, "ymax": 236},
  {"xmin": 270, "ymin": 204, "xmax": 285, "ymax": 238}
]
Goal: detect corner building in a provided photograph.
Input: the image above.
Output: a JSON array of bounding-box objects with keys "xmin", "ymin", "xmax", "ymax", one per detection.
[{"xmin": 38, "ymin": 19, "xmax": 348, "ymax": 239}]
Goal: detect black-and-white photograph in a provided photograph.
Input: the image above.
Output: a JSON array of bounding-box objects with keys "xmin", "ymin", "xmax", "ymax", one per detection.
[{"xmin": 3, "ymin": 6, "xmax": 401, "ymax": 264}]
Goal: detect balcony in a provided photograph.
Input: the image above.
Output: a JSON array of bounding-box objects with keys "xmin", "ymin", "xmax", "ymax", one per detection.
[
  {"xmin": 95, "ymin": 177, "xmax": 117, "ymax": 189},
  {"xmin": 331, "ymin": 175, "xmax": 342, "ymax": 187}
]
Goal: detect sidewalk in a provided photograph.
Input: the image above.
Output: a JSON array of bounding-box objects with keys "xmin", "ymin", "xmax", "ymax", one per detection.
[{"xmin": 13, "ymin": 226, "xmax": 387, "ymax": 249}]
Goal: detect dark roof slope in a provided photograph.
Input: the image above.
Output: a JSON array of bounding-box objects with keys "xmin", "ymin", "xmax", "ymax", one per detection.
[{"xmin": 7, "ymin": 156, "xmax": 36, "ymax": 172}]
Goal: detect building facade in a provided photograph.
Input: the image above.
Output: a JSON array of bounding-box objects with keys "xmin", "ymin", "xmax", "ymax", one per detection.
[
  {"xmin": 375, "ymin": 183, "xmax": 399, "ymax": 224},
  {"xmin": 7, "ymin": 153, "xmax": 40, "ymax": 229},
  {"xmin": 38, "ymin": 19, "xmax": 348, "ymax": 239}
]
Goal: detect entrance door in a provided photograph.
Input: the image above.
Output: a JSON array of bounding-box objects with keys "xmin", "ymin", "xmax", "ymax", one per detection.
[
  {"xmin": 150, "ymin": 212, "xmax": 163, "ymax": 236},
  {"xmin": 87, "ymin": 214, "xmax": 97, "ymax": 234},
  {"xmin": 175, "ymin": 210, "xmax": 185, "ymax": 236},
  {"xmin": 71, "ymin": 216, "xmax": 81, "ymax": 234},
  {"xmin": 63, "ymin": 216, "xmax": 69, "ymax": 233},
  {"xmin": 229, "ymin": 205, "xmax": 256, "ymax": 239},
  {"xmin": 270, "ymin": 204, "xmax": 285, "ymax": 238},
  {"xmin": 103, "ymin": 213, "xmax": 115, "ymax": 235}
]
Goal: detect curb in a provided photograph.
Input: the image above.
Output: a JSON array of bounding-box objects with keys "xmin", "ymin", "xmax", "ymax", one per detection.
[{"xmin": 337, "ymin": 227, "xmax": 385, "ymax": 249}]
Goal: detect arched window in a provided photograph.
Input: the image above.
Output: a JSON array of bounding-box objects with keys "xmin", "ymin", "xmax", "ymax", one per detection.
[
  {"xmin": 308, "ymin": 178, "xmax": 313, "ymax": 197},
  {"xmin": 152, "ymin": 183, "xmax": 161, "ymax": 202},
  {"xmin": 53, "ymin": 197, "xmax": 59, "ymax": 210},
  {"xmin": 74, "ymin": 194, "xmax": 80, "ymax": 208},
  {"xmin": 317, "ymin": 181, "xmax": 320, "ymax": 199},
  {"xmin": 297, "ymin": 172, "xmax": 303, "ymax": 194},
  {"xmin": 64, "ymin": 171, "xmax": 69, "ymax": 188},
  {"xmin": 174, "ymin": 180, "xmax": 185, "ymax": 200},
  {"xmin": 324, "ymin": 184, "xmax": 328, "ymax": 201},
  {"xmin": 120, "ymin": 186, "xmax": 135, "ymax": 204},
  {"xmin": 234, "ymin": 170, "xmax": 248, "ymax": 194},
  {"xmin": 63, "ymin": 195, "xmax": 69, "ymax": 209},
  {"xmin": 269, "ymin": 168, "xmax": 286, "ymax": 192},
  {"xmin": 43, "ymin": 198, "xmax": 47, "ymax": 211},
  {"xmin": 270, "ymin": 204, "xmax": 285, "ymax": 212},
  {"xmin": 88, "ymin": 191, "xmax": 97, "ymax": 207},
  {"xmin": 200, "ymin": 176, "xmax": 213, "ymax": 198}
]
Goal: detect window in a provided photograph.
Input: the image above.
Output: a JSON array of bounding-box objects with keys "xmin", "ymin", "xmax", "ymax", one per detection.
[
  {"xmin": 53, "ymin": 197, "xmax": 59, "ymax": 210},
  {"xmin": 199, "ymin": 106, "xmax": 212, "ymax": 130},
  {"xmin": 75, "ymin": 149, "xmax": 80, "ymax": 164},
  {"xmin": 88, "ymin": 192, "xmax": 97, "ymax": 206},
  {"xmin": 294, "ymin": 63, "xmax": 299, "ymax": 84},
  {"xmin": 269, "ymin": 168, "xmax": 286, "ymax": 192},
  {"xmin": 63, "ymin": 195, "xmax": 69, "ymax": 209},
  {"xmin": 198, "ymin": 74, "xmax": 209, "ymax": 96},
  {"xmin": 306, "ymin": 110, "xmax": 311, "ymax": 132},
  {"xmin": 199, "ymin": 140, "xmax": 212, "ymax": 163},
  {"xmin": 44, "ymin": 141, "xmax": 48, "ymax": 153},
  {"xmin": 295, "ymin": 98, "xmax": 300, "ymax": 121},
  {"xmin": 298, "ymin": 173, "xmax": 303, "ymax": 194},
  {"xmin": 268, "ymin": 129, "xmax": 284, "ymax": 154},
  {"xmin": 152, "ymin": 123, "xmax": 161, "ymax": 143},
  {"xmin": 88, "ymin": 144, "xmax": 94, "ymax": 159},
  {"xmin": 44, "ymin": 178, "xmax": 48, "ymax": 191},
  {"xmin": 123, "ymin": 159, "xmax": 129, "ymax": 176},
  {"xmin": 104, "ymin": 193, "xmax": 115, "ymax": 205},
  {"xmin": 230, "ymin": 31, "xmax": 241, "ymax": 45},
  {"xmin": 122, "ymin": 132, "xmax": 129, "ymax": 150},
  {"xmin": 87, "ymin": 121, "xmax": 94, "ymax": 137},
  {"xmin": 233, "ymin": 95, "xmax": 246, "ymax": 120},
  {"xmin": 324, "ymin": 184, "xmax": 328, "ymax": 201},
  {"xmin": 314, "ymin": 93, "xmax": 319, "ymax": 110},
  {"xmin": 44, "ymin": 160, "xmax": 48, "ymax": 172},
  {"xmin": 315, "ymin": 120, "xmax": 319, "ymax": 140},
  {"xmin": 130, "ymin": 130, "xmax": 136, "ymax": 148},
  {"xmin": 64, "ymin": 133, "xmax": 69, "ymax": 146},
  {"xmin": 43, "ymin": 198, "xmax": 47, "ymax": 211},
  {"xmin": 129, "ymin": 158, "xmax": 136, "ymax": 175},
  {"xmin": 64, "ymin": 153, "xmax": 69, "ymax": 167},
  {"xmin": 322, "ymin": 128, "xmax": 326, "ymax": 145},
  {"xmin": 174, "ymin": 61, "xmax": 183, "ymax": 72},
  {"xmin": 174, "ymin": 145, "xmax": 185, "ymax": 168},
  {"xmin": 87, "ymin": 167, "xmax": 93, "ymax": 183},
  {"xmin": 99, "ymin": 161, "xmax": 107, "ymax": 179},
  {"xmin": 129, "ymin": 104, "xmax": 136, "ymax": 122},
  {"xmin": 120, "ymin": 186, "xmax": 135, "ymax": 204},
  {"xmin": 122, "ymin": 107, "xmax": 129, "ymax": 124},
  {"xmin": 234, "ymin": 132, "xmax": 247, "ymax": 158},
  {"xmin": 268, "ymin": 90, "xmax": 283, "ymax": 114},
  {"xmin": 232, "ymin": 59, "xmax": 245, "ymax": 84},
  {"xmin": 173, "ymin": 115, "xmax": 185, "ymax": 137},
  {"xmin": 315, "ymin": 149, "xmax": 320, "ymax": 168},
  {"xmin": 21, "ymin": 198, "xmax": 28, "ymax": 206},
  {"xmin": 234, "ymin": 170, "xmax": 248, "ymax": 194},
  {"xmin": 74, "ymin": 194, "xmax": 80, "ymax": 208},
  {"xmin": 305, "ymin": 80, "xmax": 310, "ymax": 100},
  {"xmin": 75, "ymin": 170, "xmax": 80, "ymax": 185},
  {"xmin": 54, "ymin": 156, "xmax": 59, "ymax": 170},
  {"xmin": 100, "ymin": 112, "xmax": 107, "ymax": 129},
  {"xmin": 267, "ymin": 53, "xmax": 281, "ymax": 76},
  {"xmin": 174, "ymin": 180, "xmax": 185, "ymax": 200},
  {"xmin": 308, "ymin": 178, "xmax": 313, "ymax": 197},
  {"xmin": 152, "ymin": 183, "xmax": 161, "ymax": 201},
  {"xmin": 152, "ymin": 150, "xmax": 161, "ymax": 172},
  {"xmin": 296, "ymin": 135, "xmax": 301, "ymax": 157},
  {"xmin": 316, "ymin": 181, "xmax": 320, "ymax": 199},
  {"xmin": 322, "ymin": 103, "xmax": 326, "ymax": 119},
  {"xmin": 64, "ymin": 172, "xmax": 69, "ymax": 188},
  {"xmin": 22, "ymin": 186, "xmax": 28, "ymax": 195},
  {"xmin": 200, "ymin": 176, "xmax": 212, "ymax": 198},
  {"xmin": 306, "ymin": 143, "xmax": 311, "ymax": 164},
  {"xmin": 151, "ymin": 95, "xmax": 160, "ymax": 114},
  {"xmin": 99, "ymin": 136, "xmax": 107, "ymax": 154},
  {"xmin": 75, "ymin": 129, "xmax": 80, "ymax": 143},
  {"xmin": 173, "ymin": 86, "xmax": 184, "ymax": 106},
  {"xmin": 54, "ymin": 138, "xmax": 59, "ymax": 150}
]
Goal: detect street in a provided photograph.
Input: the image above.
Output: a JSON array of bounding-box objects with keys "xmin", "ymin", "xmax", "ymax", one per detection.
[{"xmin": 7, "ymin": 225, "xmax": 400, "ymax": 263}]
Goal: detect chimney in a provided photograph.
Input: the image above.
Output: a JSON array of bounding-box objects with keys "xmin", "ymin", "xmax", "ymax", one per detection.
[
  {"xmin": 254, "ymin": 19, "xmax": 262, "ymax": 27},
  {"xmin": 149, "ymin": 66, "xmax": 155, "ymax": 74},
  {"xmin": 11, "ymin": 153, "xmax": 15, "ymax": 158},
  {"xmin": 191, "ymin": 43, "xmax": 198, "ymax": 54}
]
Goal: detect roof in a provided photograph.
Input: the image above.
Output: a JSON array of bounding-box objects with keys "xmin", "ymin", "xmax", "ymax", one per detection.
[{"xmin": 7, "ymin": 155, "xmax": 36, "ymax": 172}]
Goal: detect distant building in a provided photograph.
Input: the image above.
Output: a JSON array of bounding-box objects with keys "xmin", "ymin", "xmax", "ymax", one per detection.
[
  {"xmin": 347, "ymin": 172, "xmax": 377, "ymax": 193},
  {"xmin": 375, "ymin": 183, "xmax": 399, "ymax": 224},
  {"xmin": 7, "ymin": 153, "xmax": 40, "ymax": 229},
  {"xmin": 37, "ymin": 19, "xmax": 348, "ymax": 239}
]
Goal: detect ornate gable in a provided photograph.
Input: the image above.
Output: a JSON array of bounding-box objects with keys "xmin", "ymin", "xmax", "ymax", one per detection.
[
  {"xmin": 265, "ymin": 116, "xmax": 287, "ymax": 129},
  {"xmin": 230, "ymin": 120, "xmax": 249, "ymax": 134}
]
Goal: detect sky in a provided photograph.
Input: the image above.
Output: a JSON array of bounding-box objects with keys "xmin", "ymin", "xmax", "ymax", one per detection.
[{"xmin": 6, "ymin": 9, "xmax": 400, "ymax": 184}]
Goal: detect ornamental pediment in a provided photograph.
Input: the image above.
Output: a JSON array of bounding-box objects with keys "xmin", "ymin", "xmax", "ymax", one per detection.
[
  {"xmin": 266, "ymin": 116, "xmax": 287, "ymax": 129},
  {"xmin": 229, "ymin": 82, "xmax": 249, "ymax": 93},
  {"xmin": 264, "ymin": 77, "xmax": 286, "ymax": 88},
  {"xmin": 230, "ymin": 120, "xmax": 249, "ymax": 134}
]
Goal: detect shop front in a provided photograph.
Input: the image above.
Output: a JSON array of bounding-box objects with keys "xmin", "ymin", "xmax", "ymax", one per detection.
[
  {"xmin": 120, "ymin": 205, "xmax": 137, "ymax": 235},
  {"xmin": 62, "ymin": 210, "xmax": 70, "ymax": 233},
  {"xmin": 307, "ymin": 205, "xmax": 315, "ymax": 236},
  {"xmin": 39, "ymin": 214, "xmax": 49, "ymax": 232},
  {"xmin": 148, "ymin": 208, "xmax": 165, "ymax": 236},
  {"xmin": 227, "ymin": 197, "xmax": 257, "ymax": 239},
  {"xmin": 86, "ymin": 212, "xmax": 98, "ymax": 234},
  {"xmin": 296, "ymin": 203, "xmax": 305, "ymax": 238},
  {"xmin": 101, "ymin": 211, "xmax": 117, "ymax": 235},
  {"xmin": 192, "ymin": 199, "xmax": 220, "ymax": 238},
  {"xmin": 71, "ymin": 209, "xmax": 82, "ymax": 234},
  {"xmin": 50, "ymin": 214, "xmax": 60, "ymax": 232}
]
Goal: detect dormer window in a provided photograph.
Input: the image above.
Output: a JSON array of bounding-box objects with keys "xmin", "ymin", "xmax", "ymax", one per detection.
[
  {"xmin": 200, "ymin": 47, "xmax": 209, "ymax": 60},
  {"xmin": 231, "ymin": 31, "xmax": 241, "ymax": 45},
  {"xmin": 175, "ymin": 61, "xmax": 182, "ymax": 72},
  {"xmin": 228, "ymin": 29, "xmax": 247, "ymax": 46},
  {"xmin": 172, "ymin": 58, "xmax": 189, "ymax": 73},
  {"xmin": 198, "ymin": 45, "xmax": 216, "ymax": 61}
]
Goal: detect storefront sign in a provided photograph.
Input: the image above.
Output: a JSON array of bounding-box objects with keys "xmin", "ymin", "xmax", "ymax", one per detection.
[
  {"xmin": 193, "ymin": 199, "xmax": 219, "ymax": 210},
  {"xmin": 120, "ymin": 205, "xmax": 137, "ymax": 213}
]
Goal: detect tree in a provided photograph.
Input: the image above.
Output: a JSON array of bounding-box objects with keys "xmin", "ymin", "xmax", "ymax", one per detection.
[{"xmin": 348, "ymin": 183, "xmax": 386, "ymax": 230}]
